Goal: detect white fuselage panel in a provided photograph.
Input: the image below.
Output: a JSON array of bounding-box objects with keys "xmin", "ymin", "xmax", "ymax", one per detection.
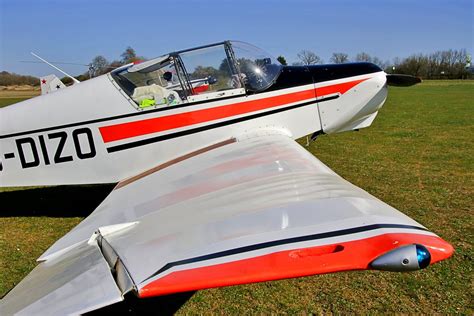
[{"xmin": 0, "ymin": 71, "xmax": 386, "ymax": 186}]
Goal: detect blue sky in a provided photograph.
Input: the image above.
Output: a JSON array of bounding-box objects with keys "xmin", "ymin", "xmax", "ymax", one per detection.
[{"xmin": 1, "ymin": 0, "xmax": 472, "ymax": 77}]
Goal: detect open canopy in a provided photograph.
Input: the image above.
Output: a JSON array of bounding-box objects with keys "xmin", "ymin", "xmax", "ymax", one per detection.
[{"xmin": 112, "ymin": 41, "xmax": 282, "ymax": 109}]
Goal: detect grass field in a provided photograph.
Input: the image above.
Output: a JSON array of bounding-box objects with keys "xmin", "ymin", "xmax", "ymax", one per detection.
[
  {"xmin": 1, "ymin": 81, "xmax": 473, "ymax": 314},
  {"xmin": 0, "ymin": 89, "xmax": 39, "ymax": 109}
]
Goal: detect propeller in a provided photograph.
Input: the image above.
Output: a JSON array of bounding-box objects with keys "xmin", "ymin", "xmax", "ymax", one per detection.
[{"xmin": 386, "ymin": 74, "xmax": 422, "ymax": 87}]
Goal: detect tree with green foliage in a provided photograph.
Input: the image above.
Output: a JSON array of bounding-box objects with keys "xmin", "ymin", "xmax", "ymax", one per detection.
[
  {"xmin": 121, "ymin": 46, "xmax": 136, "ymax": 63},
  {"xmin": 277, "ymin": 56, "xmax": 287, "ymax": 65},
  {"xmin": 121, "ymin": 46, "xmax": 143, "ymax": 63},
  {"xmin": 191, "ymin": 66, "xmax": 219, "ymax": 79}
]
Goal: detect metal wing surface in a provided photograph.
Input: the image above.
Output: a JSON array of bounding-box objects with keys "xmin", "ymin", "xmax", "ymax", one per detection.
[{"xmin": 1, "ymin": 135, "xmax": 453, "ymax": 314}]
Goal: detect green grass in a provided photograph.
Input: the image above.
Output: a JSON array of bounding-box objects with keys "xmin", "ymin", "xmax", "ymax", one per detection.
[
  {"xmin": 1, "ymin": 81, "xmax": 473, "ymax": 313},
  {"xmin": 0, "ymin": 98, "xmax": 29, "ymax": 108}
]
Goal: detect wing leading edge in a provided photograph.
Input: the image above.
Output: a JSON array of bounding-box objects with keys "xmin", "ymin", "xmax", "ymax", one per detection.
[{"xmin": 1, "ymin": 134, "xmax": 453, "ymax": 314}]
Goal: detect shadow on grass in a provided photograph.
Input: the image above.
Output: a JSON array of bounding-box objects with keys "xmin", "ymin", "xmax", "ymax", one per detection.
[
  {"xmin": 2, "ymin": 184, "xmax": 196, "ymax": 313},
  {"xmin": 85, "ymin": 291, "xmax": 196, "ymax": 315},
  {"xmin": 0, "ymin": 184, "xmax": 116, "ymax": 217}
]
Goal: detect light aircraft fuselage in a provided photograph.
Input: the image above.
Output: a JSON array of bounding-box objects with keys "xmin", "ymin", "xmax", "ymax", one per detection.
[{"xmin": 0, "ymin": 41, "xmax": 387, "ymax": 187}]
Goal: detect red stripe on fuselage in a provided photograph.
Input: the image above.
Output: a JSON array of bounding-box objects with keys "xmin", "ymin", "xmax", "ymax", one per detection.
[
  {"xmin": 316, "ymin": 78, "xmax": 366, "ymax": 96},
  {"xmin": 139, "ymin": 233, "xmax": 453, "ymax": 298},
  {"xmin": 100, "ymin": 78, "xmax": 367, "ymax": 143}
]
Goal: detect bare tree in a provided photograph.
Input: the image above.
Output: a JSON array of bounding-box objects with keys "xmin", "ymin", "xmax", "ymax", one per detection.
[
  {"xmin": 355, "ymin": 52, "xmax": 372, "ymax": 62},
  {"xmin": 393, "ymin": 54, "xmax": 427, "ymax": 77},
  {"xmin": 296, "ymin": 50, "xmax": 323, "ymax": 65},
  {"xmin": 91, "ymin": 55, "xmax": 109, "ymax": 76},
  {"xmin": 330, "ymin": 53, "xmax": 349, "ymax": 64},
  {"xmin": 354, "ymin": 52, "xmax": 388, "ymax": 69},
  {"xmin": 426, "ymin": 51, "xmax": 440, "ymax": 78},
  {"xmin": 371, "ymin": 56, "xmax": 389, "ymax": 70},
  {"xmin": 109, "ymin": 60, "xmax": 125, "ymax": 69}
]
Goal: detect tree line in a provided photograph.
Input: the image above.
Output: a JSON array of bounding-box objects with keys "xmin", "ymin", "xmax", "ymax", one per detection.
[
  {"xmin": 89, "ymin": 46, "xmax": 143, "ymax": 77},
  {"xmin": 0, "ymin": 46, "xmax": 143, "ymax": 86},
  {"xmin": 85, "ymin": 46, "xmax": 473, "ymax": 80},
  {"xmin": 60, "ymin": 46, "xmax": 144, "ymax": 84},
  {"xmin": 391, "ymin": 49, "xmax": 471, "ymax": 79},
  {"xmin": 278, "ymin": 48, "xmax": 471, "ymax": 79},
  {"xmin": 0, "ymin": 71, "xmax": 39, "ymax": 86},
  {"xmin": 1, "ymin": 46, "xmax": 471, "ymax": 86}
]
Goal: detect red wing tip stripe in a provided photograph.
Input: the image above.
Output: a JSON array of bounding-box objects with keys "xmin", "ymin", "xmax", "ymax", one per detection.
[
  {"xmin": 139, "ymin": 232, "xmax": 452, "ymax": 298},
  {"xmin": 99, "ymin": 78, "xmax": 369, "ymax": 144},
  {"xmin": 142, "ymin": 223, "xmax": 426, "ymax": 283}
]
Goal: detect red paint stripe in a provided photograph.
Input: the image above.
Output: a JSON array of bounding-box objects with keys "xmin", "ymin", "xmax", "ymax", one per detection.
[
  {"xmin": 193, "ymin": 84, "xmax": 210, "ymax": 93},
  {"xmin": 100, "ymin": 79, "xmax": 367, "ymax": 143},
  {"xmin": 139, "ymin": 233, "xmax": 453, "ymax": 298},
  {"xmin": 317, "ymin": 78, "xmax": 366, "ymax": 96}
]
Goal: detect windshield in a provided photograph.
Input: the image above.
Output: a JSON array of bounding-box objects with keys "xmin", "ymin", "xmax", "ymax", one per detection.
[
  {"xmin": 230, "ymin": 41, "xmax": 282, "ymax": 92},
  {"xmin": 179, "ymin": 43, "xmax": 242, "ymax": 92}
]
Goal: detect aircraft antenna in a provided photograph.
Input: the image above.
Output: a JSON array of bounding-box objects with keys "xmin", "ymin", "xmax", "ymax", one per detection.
[{"xmin": 30, "ymin": 52, "xmax": 81, "ymax": 84}]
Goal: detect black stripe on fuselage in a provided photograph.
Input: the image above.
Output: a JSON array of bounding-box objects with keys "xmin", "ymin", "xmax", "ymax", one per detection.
[
  {"xmin": 143, "ymin": 223, "xmax": 428, "ymax": 282},
  {"xmin": 106, "ymin": 95, "xmax": 338, "ymax": 153}
]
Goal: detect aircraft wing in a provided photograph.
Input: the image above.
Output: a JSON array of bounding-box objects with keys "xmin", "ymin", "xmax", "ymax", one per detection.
[{"xmin": 1, "ymin": 135, "xmax": 453, "ymax": 315}]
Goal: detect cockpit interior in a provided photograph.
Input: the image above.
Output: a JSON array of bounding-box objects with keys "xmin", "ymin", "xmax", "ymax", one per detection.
[{"xmin": 111, "ymin": 41, "xmax": 282, "ymax": 110}]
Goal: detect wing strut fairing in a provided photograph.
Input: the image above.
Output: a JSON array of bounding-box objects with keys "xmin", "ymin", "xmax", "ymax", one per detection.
[{"xmin": 1, "ymin": 135, "xmax": 453, "ymax": 314}]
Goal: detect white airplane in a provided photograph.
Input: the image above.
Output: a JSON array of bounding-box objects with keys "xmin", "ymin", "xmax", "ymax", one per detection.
[{"xmin": 0, "ymin": 41, "xmax": 453, "ymax": 315}]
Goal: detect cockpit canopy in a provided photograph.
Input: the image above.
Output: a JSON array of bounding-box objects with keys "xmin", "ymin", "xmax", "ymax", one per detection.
[
  {"xmin": 112, "ymin": 41, "xmax": 282, "ymax": 109},
  {"xmin": 231, "ymin": 41, "xmax": 283, "ymax": 92}
]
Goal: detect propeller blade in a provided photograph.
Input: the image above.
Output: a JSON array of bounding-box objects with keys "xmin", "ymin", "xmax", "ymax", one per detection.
[{"xmin": 386, "ymin": 74, "xmax": 422, "ymax": 87}]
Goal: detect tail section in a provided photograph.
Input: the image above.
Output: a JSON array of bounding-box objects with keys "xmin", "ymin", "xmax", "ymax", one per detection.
[{"xmin": 40, "ymin": 74, "xmax": 66, "ymax": 95}]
